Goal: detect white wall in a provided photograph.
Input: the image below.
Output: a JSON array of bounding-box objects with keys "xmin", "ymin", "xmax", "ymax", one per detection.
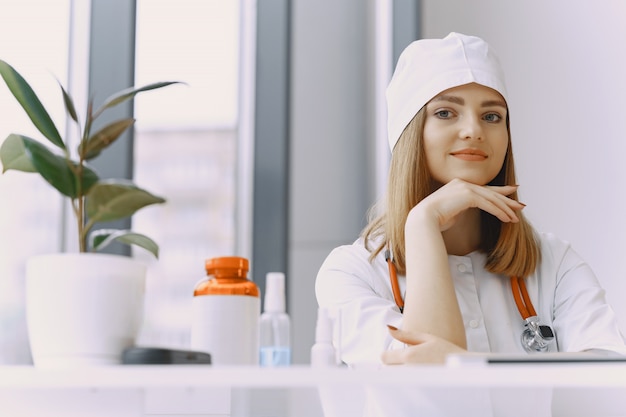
[{"xmin": 422, "ymin": 1, "xmax": 626, "ymax": 332}]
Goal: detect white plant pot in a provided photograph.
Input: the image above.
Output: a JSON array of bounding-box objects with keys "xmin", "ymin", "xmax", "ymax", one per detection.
[{"xmin": 25, "ymin": 253, "xmax": 146, "ymax": 368}]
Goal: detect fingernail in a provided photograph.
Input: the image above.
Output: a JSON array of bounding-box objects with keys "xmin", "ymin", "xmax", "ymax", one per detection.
[
  {"xmin": 387, "ymin": 324, "xmax": 399, "ymax": 331},
  {"xmin": 518, "ymin": 202, "xmax": 526, "ymax": 207}
]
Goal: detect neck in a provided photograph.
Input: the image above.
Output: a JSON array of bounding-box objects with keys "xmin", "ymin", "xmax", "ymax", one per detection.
[{"xmin": 442, "ymin": 209, "xmax": 481, "ymax": 256}]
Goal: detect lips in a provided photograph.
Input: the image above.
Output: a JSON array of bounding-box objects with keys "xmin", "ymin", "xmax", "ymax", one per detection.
[{"xmin": 450, "ymin": 148, "xmax": 488, "ymax": 161}]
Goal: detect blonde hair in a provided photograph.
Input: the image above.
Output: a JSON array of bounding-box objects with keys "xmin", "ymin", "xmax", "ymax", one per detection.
[{"xmin": 362, "ymin": 108, "xmax": 540, "ymax": 277}]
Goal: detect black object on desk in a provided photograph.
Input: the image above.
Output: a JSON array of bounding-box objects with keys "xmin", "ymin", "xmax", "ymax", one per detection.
[{"xmin": 122, "ymin": 347, "xmax": 212, "ymax": 365}]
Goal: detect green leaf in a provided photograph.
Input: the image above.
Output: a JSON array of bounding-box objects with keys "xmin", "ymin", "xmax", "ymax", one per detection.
[
  {"xmin": 89, "ymin": 229, "xmax": 159, "ymax": 258},
  {"xmin": 20, "ymin": 137, "xmax": 74, "ymax": 196},
  {"xmin": 81, "ymin": 118, "xmax": 135, "ymax": 160},
  {"xmin": 6, "ymin": 135, "xmax": 99, "ymax": 197},
  {"xmin": 86, "ymin": 180, "xmax": 166, "ymax": 223},
  {"xmin": 0, "ymin": 60, "xmax": 65, "ymax": 150},
  {"xmin": 94, "ymin": 81, "xmax": 182, "ymax": 116},
  {"xmin": 58, "ymin": 79, "xmax": 78, "ymax": 122},
  {"xmin": 1, "ymin": 134, "xmax": 37, "ymax": 173}
]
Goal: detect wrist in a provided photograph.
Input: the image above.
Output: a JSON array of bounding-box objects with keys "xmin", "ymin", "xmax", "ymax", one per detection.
[{"xmin": 405, "ymin": 204, "xmax": 440, "ymax": 235}]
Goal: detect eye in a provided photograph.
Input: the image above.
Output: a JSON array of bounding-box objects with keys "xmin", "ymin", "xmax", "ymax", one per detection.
[
  {"xmin": 434, "ymin": 109, "xmax": 453, "ymax": 119},
  {"xmin": 483, "ymin": 112, "xmax": 503, "ymax": 123}
]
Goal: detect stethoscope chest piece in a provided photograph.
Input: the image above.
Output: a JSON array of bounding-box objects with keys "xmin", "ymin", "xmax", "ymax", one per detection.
[
  {"xmin": 511, "ymin": 276, "xmax": 555, "ymax": 353},
  {"xmin": 521, "ymin": 315, "xmax": 555, "ymax": 353}
]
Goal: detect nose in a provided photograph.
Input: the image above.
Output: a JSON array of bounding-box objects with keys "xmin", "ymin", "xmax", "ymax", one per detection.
[{"xmin": 458, "ymin": 115, "xmax": 483, "ymax": 140}]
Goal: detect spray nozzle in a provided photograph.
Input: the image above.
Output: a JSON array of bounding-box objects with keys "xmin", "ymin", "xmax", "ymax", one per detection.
[{"xmin": 264, "ymin": 272, "xmax": 286, "ymax": 313}]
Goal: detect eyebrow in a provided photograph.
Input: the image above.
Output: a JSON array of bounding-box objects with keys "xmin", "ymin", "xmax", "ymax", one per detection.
[{"xmin": 431, "ymin": 95, "xmax": 507, "ymax": 108}]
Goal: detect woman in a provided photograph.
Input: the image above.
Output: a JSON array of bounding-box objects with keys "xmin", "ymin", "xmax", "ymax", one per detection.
[{"xmin": 315, "ymin": 32, "xmax": 626, "ymax": 365}]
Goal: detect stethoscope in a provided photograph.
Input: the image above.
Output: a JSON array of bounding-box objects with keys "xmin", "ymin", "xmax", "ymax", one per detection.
[{"xmin": 385, "ymin": 249, "xmax": 555, "ymax": 353}]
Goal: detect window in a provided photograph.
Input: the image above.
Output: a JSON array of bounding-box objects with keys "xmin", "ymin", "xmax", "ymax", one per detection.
[
  {"xmin": 0, "ymin": 0, "xmax": 253, "ymax": 360},
  {"xmin": 133, "ymin": 0, "xmax": 242, "ymax": 348},
  {"xmin": 0, "ymin": 0, "xmax": 71, "ymax": 363}
]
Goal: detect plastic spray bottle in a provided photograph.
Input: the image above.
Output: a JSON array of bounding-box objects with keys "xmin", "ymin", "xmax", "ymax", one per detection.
[
  {"xmin": 259, "ymin": 272, "xmax": 291, "ymax": 366},
  {"xmin": 310, "ymin": 307, "xmax": 337, "ymax": 367}
]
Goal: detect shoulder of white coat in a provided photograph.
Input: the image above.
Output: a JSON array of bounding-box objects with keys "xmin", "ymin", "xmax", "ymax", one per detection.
[
  {"xmin": 535, "ymin": 232, "xmax": 590, "ymax": 282},
  {"xmin": 318, "ymin": 238, "xmax": 381, "ymax": 271},
  {"xmin": 315, "ymin": 238, "xmax": 386, "ymax": 303},
  {"xmin": 536, "ymin": 231, "xmax": 573, "ymax": 261}
]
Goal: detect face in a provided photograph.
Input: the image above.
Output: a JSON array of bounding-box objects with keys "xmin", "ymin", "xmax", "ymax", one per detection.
[{"xmin": 422, "ymin": 83, "xmax": 508, "ymax": 186}]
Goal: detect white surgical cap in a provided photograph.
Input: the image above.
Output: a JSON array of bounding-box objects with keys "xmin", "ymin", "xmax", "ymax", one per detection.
[{"xmin": 386, "ymin": 32, "xmax": 508, "ymax": 152}]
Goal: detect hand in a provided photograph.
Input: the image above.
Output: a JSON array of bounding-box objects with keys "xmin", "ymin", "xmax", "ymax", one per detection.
[
  {"xmin": 381, "ymin": 325, "xmax": 467, "ymax": 364},
  {"xmin": 411, "ymin": 178, "xmax": 524, "ymax": 231}
]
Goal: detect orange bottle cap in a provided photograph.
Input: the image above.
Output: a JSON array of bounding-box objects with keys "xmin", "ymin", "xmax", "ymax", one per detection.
[
  {"xmin": 205, "ymin": 256, "xmax": 249, "ymax": 274},
  {"xmin": 196, "ymin": 256, "xmax": 257, "ymax": 297}
]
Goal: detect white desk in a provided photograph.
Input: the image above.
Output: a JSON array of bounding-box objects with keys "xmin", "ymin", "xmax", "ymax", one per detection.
[{"xmin": 1, "ymin": 363, "xmax": 626, "ymax": 416}]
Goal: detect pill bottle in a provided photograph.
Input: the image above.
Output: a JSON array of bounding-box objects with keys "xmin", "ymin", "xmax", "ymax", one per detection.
[{"xmin": 190, "ymin": 256, "xmax": 260, "ymax": 365}]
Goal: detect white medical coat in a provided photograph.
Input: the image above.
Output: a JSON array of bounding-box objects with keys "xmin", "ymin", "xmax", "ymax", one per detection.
[{"xmin": 316, "ymin": 232, "xmax": 626, "ymax": 365}]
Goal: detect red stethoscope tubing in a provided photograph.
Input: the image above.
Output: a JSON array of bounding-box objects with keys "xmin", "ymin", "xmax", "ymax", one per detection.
[
  {"xmin": 386, "ymin": 256, "xmax": 535, "ymax": 320},
  {"xmin": 510, "ymin": 275, "xmax": 536, "ymax": 319},
  {"xmin": 386, "ymin": 254, "xmax": 405, "ymax": 312}
]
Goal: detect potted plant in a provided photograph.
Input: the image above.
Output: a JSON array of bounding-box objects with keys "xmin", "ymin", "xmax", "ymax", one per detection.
[{"xmin": 0, "ymin": 59, "xmax": 180, "ymax": 367}]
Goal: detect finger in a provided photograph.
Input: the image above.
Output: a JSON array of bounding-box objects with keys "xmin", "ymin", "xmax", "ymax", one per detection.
[
  {"xmin": 387, "ymin": 325, "xmax": 431, "ymax": 345},
  {"xmin": 475, "ymin": 197, "xmax": 520, "ymax": 223},
  {"xmin": 485, "ymin": 185, "xmax": 526, "ymax": 211},
  {"xmin": 486, "ymin": 184, "xmax": 519, "ymax": 197},
  {"xmin": 381, "ymin": 344, "xmax": 448, "ymax": 365},
  {"xmin": 381, "ymin": 348, "xmax": 407, "ymax": 365},
  {"xmin": 382, "ymin": 329, "xmax": 456, "ymax": 365},
  {"xmin": 472, "ymin": 186, "xmax": 524, "ymax": 222},
  {"xmin": 490, "ymin": 192, "xmax": 526, "ymax": 222}
]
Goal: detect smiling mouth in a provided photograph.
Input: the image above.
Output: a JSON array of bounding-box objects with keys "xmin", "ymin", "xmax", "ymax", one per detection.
[{"xmin": 451, "ymin": 149, "xmax": 488, "ymax": 161}]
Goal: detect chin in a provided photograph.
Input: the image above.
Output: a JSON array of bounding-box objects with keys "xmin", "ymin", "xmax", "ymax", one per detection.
[
  {"xmin": 460, "ymin": 170, "xmax": 501, "ymax": 185},
  {"xmin": 443, "ymin": 176, "xmax": 493, "ymax": 186}
]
